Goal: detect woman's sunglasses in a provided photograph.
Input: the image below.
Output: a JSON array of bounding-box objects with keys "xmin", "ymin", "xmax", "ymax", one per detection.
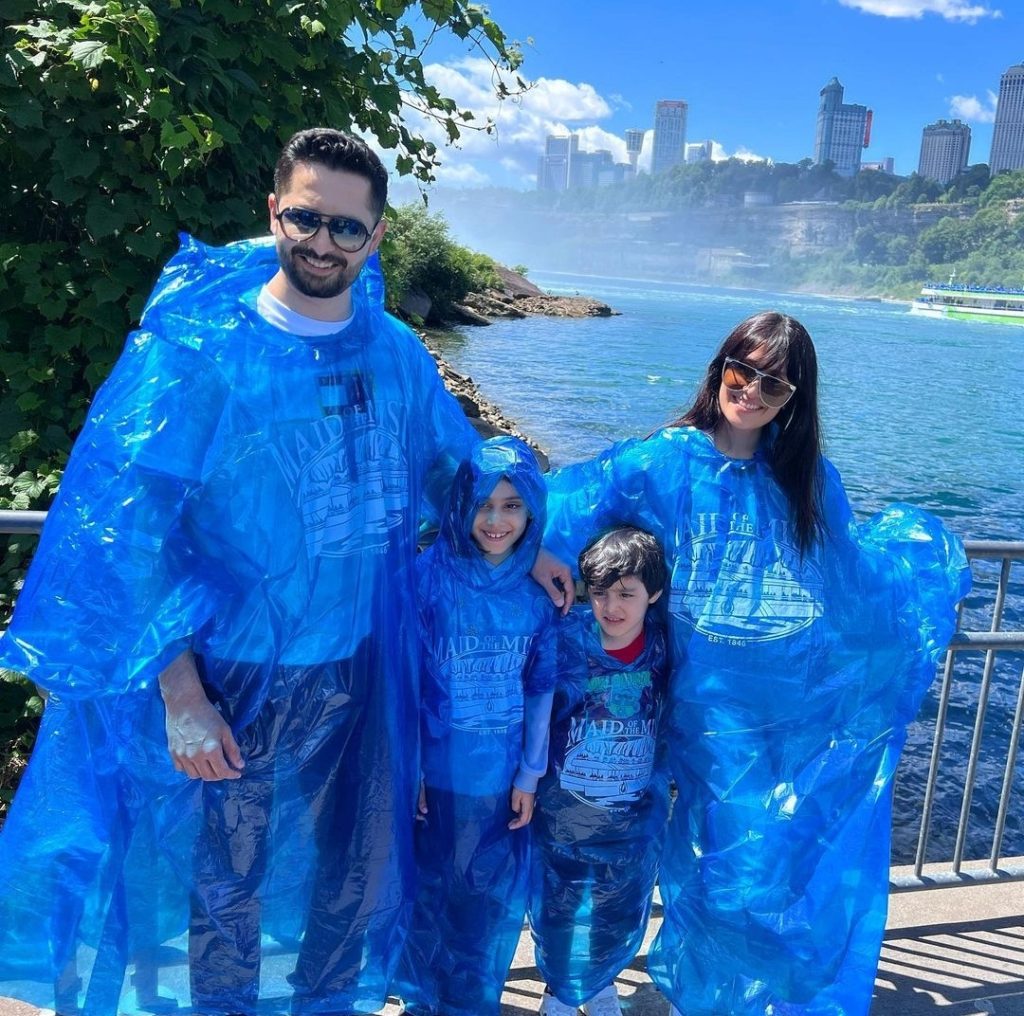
[{"xmin": 721, "ymin": 357, "xmax": 797, "ymax": 409}]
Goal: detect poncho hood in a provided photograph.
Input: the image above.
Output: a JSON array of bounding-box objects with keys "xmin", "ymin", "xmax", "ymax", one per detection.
[{"xmin": 436, "ymin": 435, "xmax": 546, "ymax": 591}]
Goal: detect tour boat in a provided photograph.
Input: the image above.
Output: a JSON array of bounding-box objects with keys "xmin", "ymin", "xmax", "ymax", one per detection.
[{"xmin": 911, "ymin": 273, "xmax": 1024, "ymax": 325}]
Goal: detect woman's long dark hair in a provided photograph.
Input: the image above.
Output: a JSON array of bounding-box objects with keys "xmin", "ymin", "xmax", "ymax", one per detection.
[{"xmin": 671, "ymin": 311, "xmax": 825, "ymax": 552}]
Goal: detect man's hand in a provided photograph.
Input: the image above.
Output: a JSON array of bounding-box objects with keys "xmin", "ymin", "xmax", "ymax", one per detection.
[
  {"xmin": 417, "ymin": 780, "xmax": 429, "ymax": 818},
  {"xmin": 531, "ymin": 547, "xmax": 574, "ymax": 616},
  {"xmin": 508, "ymin": 787, "xmax": 536, "ymax": 830},
  {"xmin": 158, "ymin": 650, "xmax": 243, "ymax": 781}
]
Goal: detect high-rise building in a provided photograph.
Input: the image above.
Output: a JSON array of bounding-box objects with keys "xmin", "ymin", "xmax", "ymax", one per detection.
[
  {"xmin": 537, "ymin": 134, "xmax": 578, "ymax": 191},
  {"xmin": 625, "ymin": 128, "xmax": 645, "ymax": 173},
  {"xmin": 685, "ymin": 140, "xmax": 714, "ymax": 164},
  {"xmin": 918, "ymin": 120, "xmax": 971, "ymax": 185},
  {"xmin": 862, "ymin": 157, "xmax": 895, "ymax": 174},
  {"xmin": 989, "ymin": 62, "xmax": 1024, "ymax": 174},
  {"xmin": 570, "ymin": 148, "xmax": 615, "ymax": 189},
  {"xmin": 814, "ymin": 77, "xmax": 871, "ymax": 178},
  {"xmin": 652, "ymin": 100, "xmax": 688, "ymax": 175},
  {"xmin": 537, "ymin": 134, "xmax": 630, "ymax": 190}
]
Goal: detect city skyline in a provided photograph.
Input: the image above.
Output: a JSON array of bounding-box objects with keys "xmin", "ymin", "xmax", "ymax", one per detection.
[{"xmin": 396, "ymin": 0, "xmax": 1023, "ymax": 192}]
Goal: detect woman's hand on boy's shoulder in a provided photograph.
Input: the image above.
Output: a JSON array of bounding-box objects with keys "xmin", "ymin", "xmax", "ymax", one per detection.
[
  {"xmin": 508, "ymin": 787, "xmax": 536, "ymax": 829},
  {"xmin": 531, "ymin": 548, "xmax": 573, "ymax": 615}
]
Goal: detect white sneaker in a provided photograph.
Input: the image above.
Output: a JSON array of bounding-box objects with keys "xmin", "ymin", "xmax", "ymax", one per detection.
[
  {"xmin": 539, "ymin": 988, "xmax": 580, "ymax": 1015},
  {"xmin": 582, "ymin": 983, "xmax": 623, "ymax": 1016}
]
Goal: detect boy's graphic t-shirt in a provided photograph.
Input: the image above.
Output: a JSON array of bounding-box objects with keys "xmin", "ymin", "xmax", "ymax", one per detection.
[
  {"xmin": 560, "ymin": 668, "xmax": 658, "ymax": 807},
  {"xmin": 550, "ymin": 609, "xmax": 667, "ymax": 813}
]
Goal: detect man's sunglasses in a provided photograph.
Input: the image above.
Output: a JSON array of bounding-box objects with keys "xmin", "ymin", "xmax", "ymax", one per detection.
[
  {"xmin": 721, "ymin": 357, "xmax": 797, "ymax": 409},
  {"xmin": 275, "ymin": 206, "xmax": 378, "ymax": 252}
]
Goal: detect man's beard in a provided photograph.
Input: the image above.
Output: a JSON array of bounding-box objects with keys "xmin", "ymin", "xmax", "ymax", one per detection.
[{"xmin": 277, "ymin": 239, "xmax": 357, "ymax": 300}]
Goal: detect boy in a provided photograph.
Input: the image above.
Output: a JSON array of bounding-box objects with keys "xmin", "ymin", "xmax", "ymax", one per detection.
[
  {"xmin": 396, "ymin": 436, "xmax": 559, "ymax": 1016},
  {"xmin": 531, "ymin": 526, "xmax": 669, "ymax": 1016}
]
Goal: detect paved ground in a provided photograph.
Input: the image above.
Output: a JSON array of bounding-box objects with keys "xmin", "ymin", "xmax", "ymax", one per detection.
[{"xmin": 2, "ymin": 873, "xmax": 1022, "ymax": 1015}]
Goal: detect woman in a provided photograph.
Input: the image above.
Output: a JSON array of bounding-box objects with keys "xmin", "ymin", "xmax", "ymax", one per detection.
[{"xmin": 543, "ymin": 311, "xmax": 969, "ymax": 1016}]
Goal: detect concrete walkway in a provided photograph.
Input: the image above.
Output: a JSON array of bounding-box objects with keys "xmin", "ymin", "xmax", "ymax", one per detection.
[
  {"xmin": 489, "ymin": 876, "xmax": 1024, "ymax": 1016},
  {"xmin": 2, "ymin": 877, "xmax": 1022, "ymax": 1015}
]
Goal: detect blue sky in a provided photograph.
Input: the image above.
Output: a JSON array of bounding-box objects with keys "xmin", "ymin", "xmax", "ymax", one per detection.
[{"xmin": 398, "ymin": 0, "xmax": 1022, "ymax": 190}]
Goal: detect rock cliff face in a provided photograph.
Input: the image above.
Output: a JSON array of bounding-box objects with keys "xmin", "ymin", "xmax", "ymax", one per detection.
[{"xmin": 419, "ymin": 197, "xmax": 976, "ymax": 287}]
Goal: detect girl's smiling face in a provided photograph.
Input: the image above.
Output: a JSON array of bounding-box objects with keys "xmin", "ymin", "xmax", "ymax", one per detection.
[{"xmin": 471, "ymin": 479, "xmax": 529, "ymax": 565}]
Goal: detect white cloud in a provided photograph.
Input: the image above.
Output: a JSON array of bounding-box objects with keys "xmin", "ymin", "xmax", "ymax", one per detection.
[
  {"xmin": 398, "ymin": 58, "xmax": 620, "ymax": 187},
  {"xmin": 527, "ymin": 77, "xmax": 612, "ymax": 121},
  {"xmin": 574, "ymin": 125, "xmax": 628, "ymax": 162},
  {"xmin": 837, "ymin": 0, "xmax": 1001, "ymax": 22},
  {"xmin": 436, "ymin": 162, "xmax": 492, "ymax": 187},
  {"xmin": 636, "ymin": 130, "xmax": 655, "ymax": 174},
  {"xmin": 949, "ymin": 90, "xmax": 999, "ymax": 122},
  {"xmin": 708, "ymin": 142, "xmax": 769, "ymax": 163}
]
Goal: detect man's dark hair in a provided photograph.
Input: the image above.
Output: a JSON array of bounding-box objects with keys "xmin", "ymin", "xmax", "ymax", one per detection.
[
  {"xmin": 579, "ymin": 526, "xmax": 666, "ymax": 597},
  {"xmin": 274, "ymin": 128, "xmax": 389, "ymax": 218}
]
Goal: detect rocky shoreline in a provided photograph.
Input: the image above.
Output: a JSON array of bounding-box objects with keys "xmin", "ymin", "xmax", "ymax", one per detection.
[
  {"xmin": 417, "ymin": 267, "xmax": 620, "ymax": 472},
  {"xmin": 450, "ymin": 264, "xmax": 618, "ymax": 327}
]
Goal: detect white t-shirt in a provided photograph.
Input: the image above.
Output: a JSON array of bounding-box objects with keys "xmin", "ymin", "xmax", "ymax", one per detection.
[{"xmin": 256, "ymin": 286, "xmax": 353, "ymax": 337}]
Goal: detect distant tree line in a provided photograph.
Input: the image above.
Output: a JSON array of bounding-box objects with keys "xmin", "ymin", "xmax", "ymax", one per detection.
[
  {"xmin": 529, "ymin": 158, "xmax": 1011, "ymax": 213},
  {"xmin": 496, "ymin": 159, "xmax": 1024, "ymax": 297},
  {"xmin": 769, "ymin": 167, "xmax": 1024, "ymax": 296}
]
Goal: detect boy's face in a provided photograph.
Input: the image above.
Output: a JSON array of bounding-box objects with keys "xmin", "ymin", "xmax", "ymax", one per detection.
[
  {"xmin": 589, "ymin": 576, "xmax": 662, "ymax": 650},
  {"xmin": 471, "ymin": 479, "xmax": 529, "ymax": 565}
]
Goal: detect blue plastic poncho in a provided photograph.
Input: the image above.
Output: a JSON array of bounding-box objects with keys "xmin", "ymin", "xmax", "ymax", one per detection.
[
  {"xmin": 544, "ymin": 426, "xmax": 970, "ymax": 1016},
  {"xmin": 395, "ymin": 436, "xmax": 558, "ymax": 1016},
  {"xmin": 530, "ymin": 607, "xmax": 670, "ymax": 1007},
  {"xmin": 0, "ymin": 236, "xmax": 477, "ymax": 1015}
]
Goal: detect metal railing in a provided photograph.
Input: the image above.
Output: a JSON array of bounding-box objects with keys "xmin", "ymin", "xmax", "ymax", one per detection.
[
  {"xmin": 3, "ymin": 514, "xmax": 1023, "ymax": 893},
  {"xmin": 892, "ymin": 539, "xmax": 1024, "ymax": 892},
  {"xmin": 0, "ymin": 510, "xmax": 46, "ymax": 534}
]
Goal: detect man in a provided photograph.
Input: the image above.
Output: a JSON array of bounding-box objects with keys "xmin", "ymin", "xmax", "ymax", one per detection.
[{"xmin": 0, "ymin": 129, "xmax": 567, "ymax": 1015}]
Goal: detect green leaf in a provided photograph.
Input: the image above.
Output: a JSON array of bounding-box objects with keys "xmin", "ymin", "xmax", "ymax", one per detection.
[
  {"xmin": 8, "ymin": 432, "xmax": 39, "ymax": 456},
  {"xmin": 421, "ymin": 0, "xmax": 454, "ymax": 24},
  {"xmin": 53, "ymin": 138, "xmax": 102, "ymax": 180},
  {"xmin": 3, "ymin": 95, "xmax": 44, "ymax": 129},
  {"xmin": 84, "ymin": 202, "xmax": 128, "ymax": 240},
  {"xmin": 136, "ymin": 5, "xmax": 160, "ymax": 42},
  {"xmin": 93, "ymin": 277, "xmax": 127, "ymax": 305},
  {"xmin": 68, "ymin": 41, "xmax": 111, "ymax": 70}
]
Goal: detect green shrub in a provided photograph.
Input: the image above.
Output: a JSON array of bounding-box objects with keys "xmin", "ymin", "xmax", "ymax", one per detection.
[{"xmin": 382, "ymin": 203, "xmax": 499, "ymax": 321}]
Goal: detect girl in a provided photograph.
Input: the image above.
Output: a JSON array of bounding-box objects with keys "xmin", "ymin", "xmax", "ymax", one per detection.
[{"xmin": 397, "ymin": 436, "xmax": 558, "ymax": 1016}]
